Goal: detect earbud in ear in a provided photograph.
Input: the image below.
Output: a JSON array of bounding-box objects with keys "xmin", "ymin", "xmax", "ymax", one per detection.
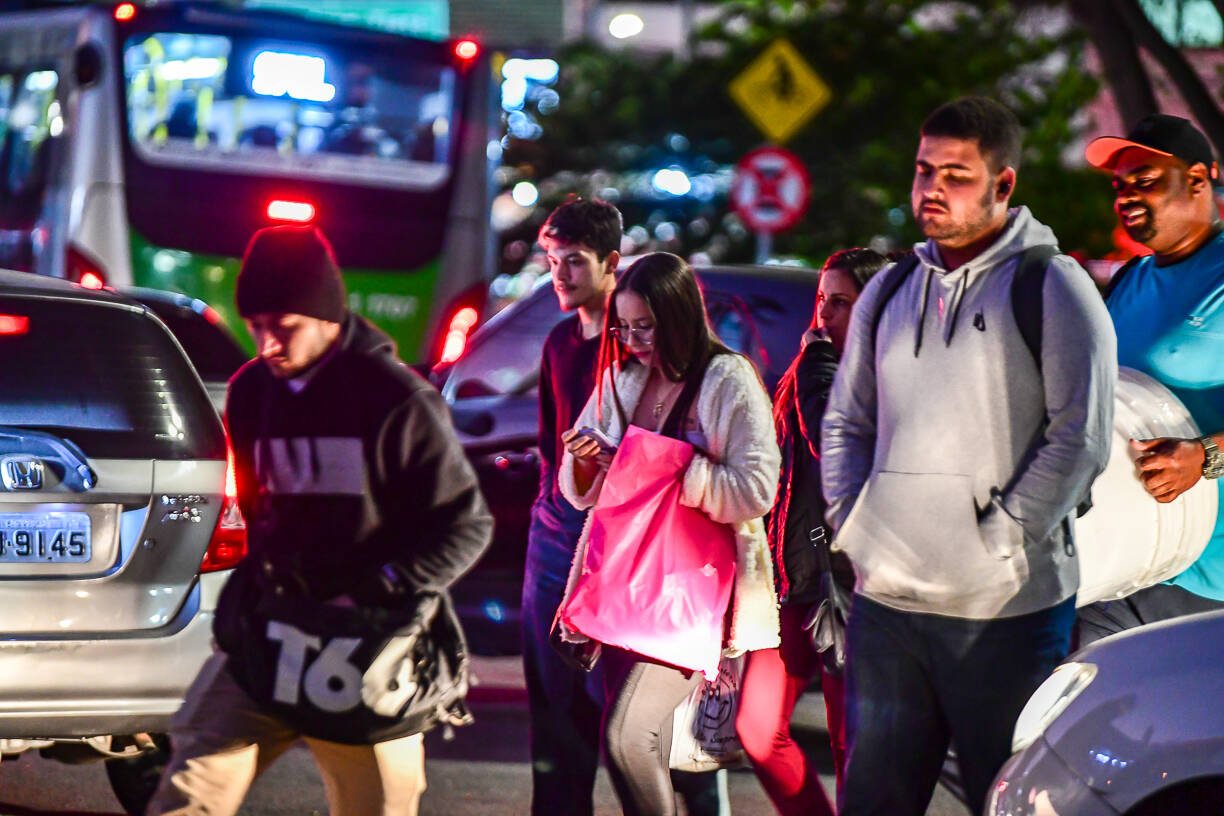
[{"xmin": 998, "ymin": 181, "xmax": 1012, "ymax": 196}]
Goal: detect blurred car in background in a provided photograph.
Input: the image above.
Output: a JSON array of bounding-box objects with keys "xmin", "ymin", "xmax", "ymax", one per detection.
[
  {"xmin": 989, "ymin": 610, "xmax": 1224, "ymax": 816},
  {"xmin": 120, "ymin": 287, "xmax": 250, "ymax": 416},
  {"xmin": 438, "ymin": 264, "xmax": 821, "ymax": 654},
  {"xmin": 0, "ymin": 271, "xmax": 245, "ymax": 815}
]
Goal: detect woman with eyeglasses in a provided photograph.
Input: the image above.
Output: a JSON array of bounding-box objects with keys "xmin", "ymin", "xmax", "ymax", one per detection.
[
  {"xmin": 556, "ymin": 252, "xmax": 781, "ymax": 816},
  {"xmin": 735, "ymin": 248, "xmax": 887, "ymax": 815}
]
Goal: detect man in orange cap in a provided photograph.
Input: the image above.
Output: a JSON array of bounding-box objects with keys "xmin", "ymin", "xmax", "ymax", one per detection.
[{"xmin": 1080, "ymin": 114, "xmax": 1224, "ymax": 642}]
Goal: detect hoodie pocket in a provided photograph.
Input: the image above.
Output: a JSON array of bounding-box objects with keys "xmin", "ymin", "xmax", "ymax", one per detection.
[{"xmin": 832, "ymin": 471, "xmax": 1017, "ymax": 604}]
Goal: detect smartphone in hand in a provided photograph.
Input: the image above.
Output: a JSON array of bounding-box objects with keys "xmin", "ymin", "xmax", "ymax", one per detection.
[{"xmin": 577, "ymin": 427, "xmax": 616, "ymax": 453}]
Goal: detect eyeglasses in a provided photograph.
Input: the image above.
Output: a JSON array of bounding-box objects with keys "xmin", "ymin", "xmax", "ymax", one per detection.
[{"xmin": 609, "ymin": 325, "xmax": 655, "ymax": 345}]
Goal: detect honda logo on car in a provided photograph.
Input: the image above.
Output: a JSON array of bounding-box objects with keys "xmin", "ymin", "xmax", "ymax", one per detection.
[{"xmin": 1, "ymin": 456, "xmax": 44, "ymax": 490}]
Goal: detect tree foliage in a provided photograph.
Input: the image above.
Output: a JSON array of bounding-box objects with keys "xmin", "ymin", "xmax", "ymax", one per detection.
[{"xmin": 502, "ymin": 0, "xmax": 1117, "ymax": 266}]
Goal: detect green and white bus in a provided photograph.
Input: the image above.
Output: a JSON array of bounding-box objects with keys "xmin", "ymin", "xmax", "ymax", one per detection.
[{"xmin": 0, "ymin": 1, "xmax": 494, "ymax": 363}]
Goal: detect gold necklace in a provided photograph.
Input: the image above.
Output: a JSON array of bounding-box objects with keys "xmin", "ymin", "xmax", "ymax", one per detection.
[{"xmin": 650, "ymin": 377, "xmax": 679, "ymax": 418}]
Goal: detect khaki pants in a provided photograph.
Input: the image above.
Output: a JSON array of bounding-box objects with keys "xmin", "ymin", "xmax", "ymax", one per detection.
[{"xmin": 147, "ymin": 653, "xmax": 426, "ymax": 816}]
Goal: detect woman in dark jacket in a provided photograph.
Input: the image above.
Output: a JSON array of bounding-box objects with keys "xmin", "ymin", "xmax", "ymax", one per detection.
[{"xmin": 735, "ymin": 248, "xmax": 887, "ymax": 815}]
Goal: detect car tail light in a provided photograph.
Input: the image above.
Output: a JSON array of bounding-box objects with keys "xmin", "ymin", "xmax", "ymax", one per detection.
[
  {"xmin": 202, "ymin": 447, "xmax": 247, "ymax": 573},
  {"xmin": 202, "ymin": 305, "xmax": 225, "ymax": 326},
  {"xmin": 0, "ymin": 315, "xmax": 30, "ymax": 336},
  {"xmin": 439, "ymin": 306, "xmax": 479, "ymax": 364},
  {"xmin": 266, "ymin": 199, "xmax": 316, "ymax": 223},
  {"xmin": 114, "ymin": 3, "xmax": 136, "ymax": 22},
  {"xmin": 66, "ymin": 244, "xmax": 107, "ymax": 289}
]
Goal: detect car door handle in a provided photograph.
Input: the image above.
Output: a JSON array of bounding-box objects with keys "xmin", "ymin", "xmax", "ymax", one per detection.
[{"xmin": 493, "ymin": 452, "xmax": 537, "ymax": 471}]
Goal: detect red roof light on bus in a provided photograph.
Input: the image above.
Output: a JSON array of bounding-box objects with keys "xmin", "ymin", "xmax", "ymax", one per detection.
[
  {"xmin": 114, "ymin": 3, "xmax": 137, "ymax": 22},
  {"xmin": 266, "ymin": 199, "xmax": 316, "ymax": 223},
  {"xmin": 0, "ymin": 315, "xmax": 30, "ymax": 336},
  {"xmin": 79, "ymin": 271, "xmax": 105, "ymax": 290},
  {"xmin": 454, "ymin": 40, "xmax": 480, "ymax": 61}
]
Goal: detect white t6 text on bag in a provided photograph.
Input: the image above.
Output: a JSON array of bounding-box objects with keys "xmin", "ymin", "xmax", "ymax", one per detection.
[{"xmin": 267, "ymin": 621, "xmax": 364, "ymax": 712}]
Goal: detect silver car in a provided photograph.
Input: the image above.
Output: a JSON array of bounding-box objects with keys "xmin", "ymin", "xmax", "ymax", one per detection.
[
  {"xmin": 0, "ymin": 270, "xmax": 242, "ymax": 814},
  {"xmin": 989, "ymin": 609, "xmax": 1224, "ymax": 816}
]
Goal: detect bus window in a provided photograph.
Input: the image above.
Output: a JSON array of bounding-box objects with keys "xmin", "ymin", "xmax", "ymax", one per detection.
[
  {"xmin": 0, "ymin": 69, "xmax": 61, "ymax": 271},
  {"xmin": 123, "ymin": 32, "xmax": 456, "ymax": 191},
  {"xmin": 112, "ymin": 5, "xmax": 492, "ymax": 366}
]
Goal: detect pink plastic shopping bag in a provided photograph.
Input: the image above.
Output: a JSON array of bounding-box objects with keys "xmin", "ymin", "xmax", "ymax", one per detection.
[{"xmin": 560, "ymin": 425, "xmax": 736, "ymax": 680}]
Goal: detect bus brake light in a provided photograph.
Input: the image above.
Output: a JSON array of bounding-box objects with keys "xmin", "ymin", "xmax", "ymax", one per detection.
[
  {"xmin": 0, "ymin": 315, "xmax": 30, "ymax": 336},
  {"xmin": 114, "ymin": 3, "xmax": 136, "ymax": 22},
  {"xmin": 67, "ymin": 244, "xmax": 108, "ymax": 290},
  {"xmin": 454, "ymin": 40, "xmax": 479, "ymax": 61},
  {"xmin": 267, "ymin": 199, "xmax": 316, "ymax": 223},
  {"xmin": 439, "ymin": 306, "xmax": 479, "ymax": 363}
]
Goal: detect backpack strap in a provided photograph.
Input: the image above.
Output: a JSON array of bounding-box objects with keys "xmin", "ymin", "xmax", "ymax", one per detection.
[
  {"xmin": 869, "ymin": 252, "xmax": 922, "ymax": 355},
  {"xmin": 1008, "ymin": 244, "xmax": 1059, "ymax": 372},
  {"xmin": 1006, "ymin": 244, "xmax": 1097, "ymax": 521}
]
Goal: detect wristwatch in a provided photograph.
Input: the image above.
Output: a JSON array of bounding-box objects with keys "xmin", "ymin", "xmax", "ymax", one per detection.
[{"xmin": 1201, "ymin": 436, "xmax": 1224, "ymax": 479}]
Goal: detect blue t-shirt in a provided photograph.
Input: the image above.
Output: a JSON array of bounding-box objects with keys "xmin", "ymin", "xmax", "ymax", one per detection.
[{"xmin": 1108, "ymin": 231, "xmax": 1224, "ymax": 600}]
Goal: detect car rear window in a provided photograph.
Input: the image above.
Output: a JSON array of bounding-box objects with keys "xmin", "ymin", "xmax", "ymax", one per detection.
[
  {"xmin": 140, "ymin": 300, "xmax": 249, "ymax": 382},
  {"xmin": 0, "ymin": 296, "xmax": 226, "ymax": 460}
]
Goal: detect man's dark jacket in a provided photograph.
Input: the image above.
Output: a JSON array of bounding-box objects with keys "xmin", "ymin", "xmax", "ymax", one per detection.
[{"xmin": 219, "ymin": 314, "xmax": 492, "ymax": 614}]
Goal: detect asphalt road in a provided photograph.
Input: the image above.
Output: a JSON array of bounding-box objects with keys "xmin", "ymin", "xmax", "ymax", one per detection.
[{"xmin": 0, "ymin": 657, "xmax": 971, "ymax": 815}]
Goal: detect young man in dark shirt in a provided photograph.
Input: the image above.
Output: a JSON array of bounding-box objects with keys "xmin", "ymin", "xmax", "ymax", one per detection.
[
  {"xmin": 523, "ymin": 198, "xmax": 621, "ymax": 815},
  {"xmin": 149, "ymin": 225, "xmax": 491, "ymax": 816}
]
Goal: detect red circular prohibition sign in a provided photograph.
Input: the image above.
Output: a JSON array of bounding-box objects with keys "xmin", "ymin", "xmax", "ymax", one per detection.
[{"xmin": 730, "ymin": 146, "xmax": 812, "ymax": 234}]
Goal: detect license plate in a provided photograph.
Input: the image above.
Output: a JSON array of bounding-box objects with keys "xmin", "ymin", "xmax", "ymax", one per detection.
[{"xmin": 0, "ymin": 512, "xmax": 91, "ymax": 563}]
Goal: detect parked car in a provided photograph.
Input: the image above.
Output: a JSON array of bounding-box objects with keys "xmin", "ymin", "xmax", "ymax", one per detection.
[
  {"xmin": 438, "ymin": 263, "xmax": 820, "ymax": 654},
  {"xmin": 0, "ymin": 270, "xmax": 246, "ymax": 815},
  {"xmin": 988, "ymin": 610, "xmax": 1224, "ymax": 816},
  {"xmin": 120, "ymin": 286, "xmax": 250, "ymax": 416}
]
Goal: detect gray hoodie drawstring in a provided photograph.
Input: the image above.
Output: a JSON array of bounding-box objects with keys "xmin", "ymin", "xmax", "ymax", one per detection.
[{"xmin": 914, "ymin": 266, "xmax": 934, "ymax": 357}]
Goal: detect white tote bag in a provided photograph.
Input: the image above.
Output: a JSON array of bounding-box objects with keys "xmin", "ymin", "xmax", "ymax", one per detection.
[{"xmin": 669, "ymin": 654, "xmax": 746, "ymax": 772}]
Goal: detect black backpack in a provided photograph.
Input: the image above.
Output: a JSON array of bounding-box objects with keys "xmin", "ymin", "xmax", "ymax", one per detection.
[{"xmin": 869, "ymin": 245, "xmax": 1093, "ymax": 519}]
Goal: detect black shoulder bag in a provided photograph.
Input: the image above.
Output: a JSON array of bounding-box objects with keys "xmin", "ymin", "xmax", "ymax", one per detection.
[{"xmin": 216, "ymin": 564, "xmax": 472, "ymax": 744}]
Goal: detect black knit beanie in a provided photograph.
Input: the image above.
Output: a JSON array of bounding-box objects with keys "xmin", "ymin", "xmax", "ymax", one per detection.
[{"xmin": 236, "ymin": 225, "xmax": 347, "ymax": 322}]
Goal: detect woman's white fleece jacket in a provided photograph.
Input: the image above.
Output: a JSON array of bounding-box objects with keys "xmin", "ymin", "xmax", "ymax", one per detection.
[{"xmin": 559, "ymin": 353, "xmax": 782, "ymax": 655}]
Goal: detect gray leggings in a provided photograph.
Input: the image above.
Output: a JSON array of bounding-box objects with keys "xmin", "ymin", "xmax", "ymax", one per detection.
[{"xmin": 602, "ymin": 647, "xmax": 702, "ymax": 816}]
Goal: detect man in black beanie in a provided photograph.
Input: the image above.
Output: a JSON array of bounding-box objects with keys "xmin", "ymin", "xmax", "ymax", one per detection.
[{"xmin": 148, "ymin": 224, "xmax": 492, "ymax": 816}]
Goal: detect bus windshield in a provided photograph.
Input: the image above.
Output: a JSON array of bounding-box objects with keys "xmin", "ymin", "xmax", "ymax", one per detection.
[{"xmin": 123, "ymin": 31, "xmax": 456, "ymax": 191}]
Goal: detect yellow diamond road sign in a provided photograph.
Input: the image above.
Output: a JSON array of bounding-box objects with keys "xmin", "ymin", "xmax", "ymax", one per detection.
[{"xmin": 729, "ymin": 39, "xmax": 831, "ymax": 144}]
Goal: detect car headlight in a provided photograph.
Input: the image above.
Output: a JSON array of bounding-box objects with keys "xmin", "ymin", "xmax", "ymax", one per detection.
[{"xmin": 1011, "ymin": 662, "xmax": 1097, "ymax": 753}]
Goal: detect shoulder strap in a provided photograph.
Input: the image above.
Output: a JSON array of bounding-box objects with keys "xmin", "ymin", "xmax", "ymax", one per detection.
[
  {"xmin": 1007, "ymin": 245, "xmax": 1096, "ymax": 520},
  {"xmin": 660, "ymin": 352, "xmax": 717, "ymax": 440},
  {"xmin": 869, "ymin": 253, "xmax": 922, "ymax": 353},
  {"xmin": 1008, "ymin": 244, "xmax": 1059, "ymax": 372},
  {"xmin": 1102, "ymin": 255, "xmax": 1143, "ymax": 301}
]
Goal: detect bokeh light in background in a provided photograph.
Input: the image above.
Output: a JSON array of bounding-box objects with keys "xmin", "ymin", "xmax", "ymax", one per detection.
[
  {"xmin": 652, "ymin": 168, "xmax": 691, "ymax": 197},
  {"xmin": 511, "ymin": 181, "xmax": 539, "ymax": 207},
  {"xmin": 608, "ymin": 13, "xmax": 645, "ymax": 40}
]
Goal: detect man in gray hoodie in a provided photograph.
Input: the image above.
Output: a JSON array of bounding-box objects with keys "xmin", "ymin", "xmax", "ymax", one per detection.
[{"xmin": 821, "ymin": 97, "xmax": 1117, "ymax": 815}]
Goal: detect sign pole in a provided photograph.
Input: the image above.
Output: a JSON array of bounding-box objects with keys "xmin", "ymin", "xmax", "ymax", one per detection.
[{"xmin": 755, "ymin": 231, "xmax": 772, "ymax": 264}]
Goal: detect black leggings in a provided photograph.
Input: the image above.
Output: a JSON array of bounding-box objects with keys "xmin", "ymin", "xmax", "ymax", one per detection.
[{"xmin": 601, "ymin": 647, "xmax": 702, "ymax": 816}]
